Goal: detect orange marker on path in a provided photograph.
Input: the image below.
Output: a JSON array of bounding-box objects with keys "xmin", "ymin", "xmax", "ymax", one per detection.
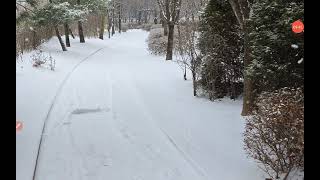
[{"xmin": 16, "ymin": 121, "xmax": 23, "ymax": 132}]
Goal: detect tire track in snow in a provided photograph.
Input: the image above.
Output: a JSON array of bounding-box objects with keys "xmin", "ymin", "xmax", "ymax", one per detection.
[
  {"xmin": 118, "ymin": 69, "xmax": 210, "ymax": 180},
  {"xmin": 32, "ymin": 47, "xmax": 107, "ymax": 180}
]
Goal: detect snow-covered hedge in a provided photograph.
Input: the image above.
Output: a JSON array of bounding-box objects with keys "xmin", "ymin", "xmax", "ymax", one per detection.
[
  {"xmin": 244, "ymin": 87, "xmax": 304, "ymax": 180},
  {"xmin": 147, "ymin": 28, "xmax": 168, "ymax": 55},
  {"xmin": 121, "ymin": 23, "xmax": 129, "ymax": 32},
  {"xmin": 147, "ymin": 27, "xmax": 180, "ymax": 56}
]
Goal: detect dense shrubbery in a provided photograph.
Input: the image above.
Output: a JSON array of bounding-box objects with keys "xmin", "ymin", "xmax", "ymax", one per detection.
[
  {"xmin": 147, "ymin": 28, "xmax": 168, "ymax": 55},
  {"xmin": 146, "ymin": 26, "xmax": 181, "ymax": 56},
  {"xmin": 244, "ymin": 87, "xmax": 304, "ymax": 179},
  {"xmin": 125, "ymin": 22, "xmax": 155, "ymax": 32},
  {"xmin": 247, "ymin": 0, "xmax": 304, "ymax": 95},
  {"xmin": 198, "ymin": 0, "xmax": 243, "ymax": 100},
  {"xmin": 121, "ymin": 23, "xmax": 129, "ymax": 32}
]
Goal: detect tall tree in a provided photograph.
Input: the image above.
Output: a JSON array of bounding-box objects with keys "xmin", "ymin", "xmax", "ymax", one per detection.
[
  {"xmin": 228, "ymin": 0, "xmax": 252, "ymax": 115},
  {"xmin": 157, "ymin": 0, "xmax": 182, "ymax": 60},
  {"xmin": 64, "ymin": 23, "xmax": 71, "ymax": 47},
  {"xmin": 77, "ymin": 0, "xmax": 85, "ymax": 43},
  {"xmin": 160, "ymin": 11, "xmax": 168, "ymax": 36},
  {"xmin": 247, "ymin": 0, "xmax": 304, "ymax": 94},
  {"xmin": 118, "ymin": 4, "xmax": 122, "ymax": 33}
]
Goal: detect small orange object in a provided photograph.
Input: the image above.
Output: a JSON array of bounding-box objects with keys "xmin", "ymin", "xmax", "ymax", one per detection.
[
  {"xmin": 16, "ymin": 121, "xmax": 23, "ymax": 132},
  {"xmin": 292, "ymin": 20, "xmax": 304, "ymax": 33}
]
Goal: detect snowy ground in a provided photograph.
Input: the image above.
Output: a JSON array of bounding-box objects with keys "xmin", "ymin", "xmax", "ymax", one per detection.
[{"xmin": 16, "ymin": 30, "xmax": 264, "ymax": 180}]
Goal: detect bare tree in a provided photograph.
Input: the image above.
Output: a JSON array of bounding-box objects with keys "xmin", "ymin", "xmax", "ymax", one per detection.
[
  {"xmin": 157, "ymin": 0, "xmax": 182, "ymax": 60},
  {"xmin": 176, "ymin": 18, "xmax": 200, "ymax": 96}
]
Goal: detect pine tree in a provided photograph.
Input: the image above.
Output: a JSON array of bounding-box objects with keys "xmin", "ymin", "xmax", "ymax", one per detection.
[
  {"xmin": 198, "ymin": 0, "xmax": 244, "ymax": 100},
  {"xmin": 31, "ymin": 1, "xmax": 87, "ymax": 51},
  {"xmin": 247, "ymin": 0, "xmax": 304, "ymax": 95}
]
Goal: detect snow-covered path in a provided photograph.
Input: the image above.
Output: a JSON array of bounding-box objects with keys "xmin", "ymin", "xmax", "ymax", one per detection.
[{"xmin": 17, "ymin": 30, "xmax": 262, "ymax": 180}]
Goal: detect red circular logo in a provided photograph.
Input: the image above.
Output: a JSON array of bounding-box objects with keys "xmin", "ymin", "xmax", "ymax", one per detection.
[
  {"xmin": 16, "ymin": 121, "xmax": 23, "ymax": 132},
  {"xmin": 292, "ymin": 20, "xmax": 304, "ymax": 33}
]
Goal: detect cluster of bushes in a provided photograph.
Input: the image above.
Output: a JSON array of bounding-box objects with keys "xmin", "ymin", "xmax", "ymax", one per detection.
[
  {"xmin": 244, "ymin": 87, "xmax": 304, "ymax": 179},
  {"xmin": 147, "ymin": 28, "xmax": 168, "ymax": 55},
  {"xmin": 147, "ymin": 25, "xmax": 181, "ymax": 56}
]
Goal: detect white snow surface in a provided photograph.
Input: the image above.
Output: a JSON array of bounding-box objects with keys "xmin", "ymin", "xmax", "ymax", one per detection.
[{"xmin": 17, "ymin": 30, "xmax": 263, "ymax": 180}]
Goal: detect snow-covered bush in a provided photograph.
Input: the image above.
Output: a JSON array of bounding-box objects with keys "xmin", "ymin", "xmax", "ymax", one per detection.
[
  {"xmin": 147, "ymin": 27, "xmax": 180, "ymax": 56},
  {"xmin": 150, "ymin": 24, "xmax": 163, "ymax": 30},
  {"xmin": 31, "ymin": 2, "xmax": 87, "ymax": 27},
  {"xmin": 136, "ymin": 23, "xmax": 153, "ymax": 31},
  {"xmin": 142, "ymin": 23, "xmax": 153, "ymax": 31},
  {"xmin": 244, "ymin": 87, "xmax": 304, "ymax": 180},
  {"xmin": 147, "ymin": 28, "xmax": 168, "ymax": 55},
  {"xmin": 31, "ymin": 50, "xmax": 56, "ymax": 71},
  {"xmin": 121, "ymin": 23, "xmax": 129, "ymax": 32}
]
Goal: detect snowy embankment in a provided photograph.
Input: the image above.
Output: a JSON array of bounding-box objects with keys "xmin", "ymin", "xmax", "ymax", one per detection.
[{"xmin": 17, "ymin": 30, "xmax": 263, "ymax": 180}]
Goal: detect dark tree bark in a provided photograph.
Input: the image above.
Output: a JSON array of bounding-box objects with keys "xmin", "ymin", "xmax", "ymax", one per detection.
[
  {"xmin": 69, "ymin": 28, "xmax": 75, "ymax": 39},
  {"xmin": 160, "ymin": 12, "xmax": 168, "ymax": 36},
  {"xmin": 112, "ymin": 6, "xmax": 115, "ymax": 36},
  {"xmin": 118, "ymin": 5, "xmax": 122, "ymax": 33},
  {"xmin": 163, "ymin": 20, "xmax": 168, "ymax": 36},
  {"xmin": 49, "ymin": 0, "xmax": 66, "ymax": 51},
  {"xmin": 99, "ymin": 15, "xmax": 105, "ymax": 40},
  {"xmin": 166, "ymin": 23, "xmax": 174, "ymax": 60},
  {"xmin": 107, "ymin": 9, "xmax": 111, "ymax": 38},
  {"xmin": 64, "ymin": 23, "xmax": 70, "ymax": 47},
  {"xmin": 184, "ymin": 65, "xmax": 187, "ymax": 80},
  {"xmin": 77, "ymin": 0, "xmax": 85, "ymax": 43},
  {"xmin": 229, "ymin": 0, "xmax": 253, "ymax": 115},
  {"xmin": 158, "ymin": 0, "xmax": 182, "ymax": 60},
  {"xmin": 138, "ymin": 10, "xmax": 142, "ymax": 25},
  {"xmin": 55, "ymin": 26, "xmax": 67, "ymax": 51},
  {"xmin": 32, "ymin": 30, "xmax": 37, "ymax": 49},
  {"xmin": 192, "ymin": 70, "xmax": 197, "ymax": 96}
]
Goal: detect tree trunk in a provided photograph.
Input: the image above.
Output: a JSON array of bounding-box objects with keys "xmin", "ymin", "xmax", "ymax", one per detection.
[
  {"xmin": 107, "ymin": 10, "xmax": 111, "ymax": 39},
  {"xmin": 32, "ymin": 30, "xmax": 37, "ymax": 49},
  {"xmin": 55, "ymin": 26, "xmax": 67, "ymax": 51},
  {"xmin": 138, "ymin": 11, "xmax": 142, "ymax": 25},
  {"xmin": 69, "ymin": 28, "xmax": 75, "ymax": 39},
  {"xmin": 118, "ymin": 5, "xmax": 122, "ymax": 33},
  {"xmin": 78, "ymin": 21, "xmax": 85, "ymax": 43},
  {"xmin": 192, "ymin": 70, "xmax": 197, "ymax": 96},
  {"xmin": 166, "ymin": 23, "xmax": 174, "ymax": 60},
  {"xmin": 112, "ymin": 7, "xmax": 115, "ymax": 36},
  {"xmin": 99, "ymin": 15, "xmax": 105, "ymax": 40},
  {"xmin": 160, "ymin": 12, "xmax": 168, "ymax": 36},
  {"xmin": 77, "ymin": 0, "xmax": 85, "ymax": 43},
  {"xmin": 163, "ymin": 20, "xmax": 168, "ymax": 36},
  {"xmin": 64, "ymin": 23, "xmax": 70, "ymax": 47},
  {"xmin": 229, "ymin": 0, "xmax": 253, "ymax": 115},
  {"xmin": 241, "ymin": 35, "xmax": 255, "ymax": 115},
  {"xmin": 240, "ymin": 1, "xmax": 253, "ymax": 116},
  {"xmin": 184, "ymin": 65, "xmax": 187, "ymax": 80}
]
